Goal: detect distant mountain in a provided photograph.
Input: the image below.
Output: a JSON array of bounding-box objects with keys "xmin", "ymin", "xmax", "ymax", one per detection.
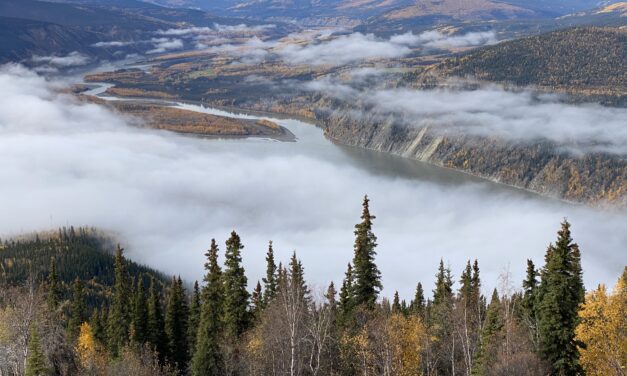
[
  {"xmin": 499, "ymin": 0, "xmax": 606, "ymax": 15},
  {"xmin": 423, "ymin": 27, "xmax": 626, "ymax": 104},
  {"xmin": 0, "ymin": 0, "xmax": 265, "ymax": 64},
  {"xmin": 145, "ymin": 0, "xmax": 540, "ymax": 22}
]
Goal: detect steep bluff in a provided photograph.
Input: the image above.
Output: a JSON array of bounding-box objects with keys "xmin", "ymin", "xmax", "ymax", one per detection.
[{"xmin": 315, "ymin": 102, "xmax": 626, "ymax": 206}]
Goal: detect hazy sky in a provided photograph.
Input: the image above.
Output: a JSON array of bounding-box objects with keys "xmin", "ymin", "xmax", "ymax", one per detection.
[{"xmin": 1, "ymin": 64, "xmax": 625, "ymax": 300}]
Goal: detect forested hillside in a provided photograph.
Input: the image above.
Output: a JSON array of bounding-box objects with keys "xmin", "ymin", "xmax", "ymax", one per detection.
[
  {"xmin": 436, "ymin": 27, "xmax": 626, "ymax": 102},
  {"xmin": 0, "ymin": 227, "xmax": 168, "ymax": 309},
  {"xmin": 1, "ymin": 198, "xmax": 625, "ymax": 375}
]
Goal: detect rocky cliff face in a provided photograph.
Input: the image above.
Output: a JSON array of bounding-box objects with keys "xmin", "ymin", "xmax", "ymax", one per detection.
[{"xmin": 315, "ymin": 101, "xmax": 626, "ymax": 206}]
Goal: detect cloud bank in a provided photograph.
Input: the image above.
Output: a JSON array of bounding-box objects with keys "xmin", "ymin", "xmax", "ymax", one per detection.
[
  {"xmin": 390, "ymin": 30, "xmax": 498, "ymax": 49},
  {"xmin": 148, "ymin": 38, "xmax": 184, "ymax": 54},
  {"xmin": 276, "ymin": 30, "xmax": 498, "ymax": 65},
  {"xmin": 195, "ymin": 29, "xmax": 499, "ymax": 66},
  {"xmin": 0, "ymin": 65, "xmax": 625, "ymax": 300},
  {"xmin": 303, "ymin": 77, "xmax": 627, "ymax": 154},
  {"xmin": 31, "ymin": 51, "xmax": 91, "ymax": 67},
  {"xmin": 278, "ymin": 32, "xmax": 411, "ymax": 65},
  {"xmin": 159, "ymin": 23, "xmax": 276, "ymax": 37}
]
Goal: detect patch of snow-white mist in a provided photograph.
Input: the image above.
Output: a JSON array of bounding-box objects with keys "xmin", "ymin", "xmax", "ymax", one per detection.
[
  {"xmin": 31, "ymin": 51, "xmax": 91, "ymax": 68},
  {"xmin": 302, "ymin": 76, "xmax": 627, "ymax": 155}
]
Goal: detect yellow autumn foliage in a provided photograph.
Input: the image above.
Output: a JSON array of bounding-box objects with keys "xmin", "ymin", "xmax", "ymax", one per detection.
[
  {"xmin": 576, "ymin": 268, "xmax": 627, "ymax": 375},
  {"xmin": 387, "ymin": 313, "xmax": 427, "ymax": 376},
  {"xmin": 76, "ymin": 322, "xmax": 106, "ymax": 373}
]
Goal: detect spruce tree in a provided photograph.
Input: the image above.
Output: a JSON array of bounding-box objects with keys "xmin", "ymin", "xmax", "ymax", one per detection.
[
  {"xmin": 90, "ymin": 308, "xmax": 105, "ymax": 345},
  {"xmin": 192, "ymin": 239, "xmax": 225, "ymax": 376},
  {"xmin": 276, "ymin": 262, "xmax": 287, "ymax": 289},
  {"xmin": 251, "ymin": 281, "xmax": 263, "ymax": 320},
  {"xmin": 473, "ymin": 289, "xmax": 503, "ymax": 375},
  {"xmin": 521, "ymin": 259, "xmax": 539, "ymax": 350},
  {"xmin": 289, "ymin": 252, "xmax": 309, "ymax": 301},
  {"xmin": 522, "ymin": 259, "xmax": 538, "ymax": 317},
  {"xmin": 165, "ymin": 276, "xmax": 189, "ymax": 373},
  {"xmin": 131, "ymin": 276, "xmax": 149, "ymax": 345},
  {"xmin": 25, "ymin": 326, "xmax": 49, "ymax": 376},
  {"xmin": 262, "ymin": 240, "xmax": 277, "ymax": 305},
  {"xmin": 351, "ymin": 195, "xmax": 382, "ymax": 308},
  {"xmin": 459, "ymin": 261, "xmax": 473, "ymax": 303},
  {"xmin": 222, "ymin": 231, "xmax": 250, "ymax": 338},
  {"xmin": 536, "ymin": 220, "xmax": 585, "ymax": 375},
  {"xmin": 411, "ymin": 282, "xmax": 425, "ymax": 317},
  {"xmin": 46, "ymin": 257, "xmax": 60, "ymax": 310},
  {"xmin": 188, "ymin": 280, "xmax": 201, "ymax": 355},
  {"xmin": 147, "ymin": 276, "xmax": 167, "ymax": 363},
  {"xmin": 107, "ymin": 245, "xmax": 130, "ymax": 357},
  {"xmin": 392, "ymin": 291, "xmax": 401, "ymax": 313},
  {"xmin": 67, "ymin": 278, "xmax": 87, "ymax": 340},
  {"xmin": 430, "ymin": 259, "xmax": 454, "ymax": 375},
  {"xmin": 338, "ymin": 263, "xmax": 355, "ymax": 319},
  {"xmin": 326, "ymin": 281, "xmax": 337, "ymax": 310}
]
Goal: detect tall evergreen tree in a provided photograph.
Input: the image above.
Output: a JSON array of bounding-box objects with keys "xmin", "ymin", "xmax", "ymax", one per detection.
[
  {"xmin": 192, "ymin": 239, "xmax": 225, "ymax": 376},
  {"xmin": 147, "ymin": 276, "xmax": 167, "ymax": 363},
  {"xmin": 522, "ymin": 259, "xmax": 538, "ymax": 317},
  {"xmin": 25, "ymin": 326, "xmax": 49, "ymax": 376},
  {"xmin": 107, "ymin": 245, "xmax": 130, "ymax": 357},
  {"xmin": 188, "ymin": 280, "xmax": 201, "ymax": 355},
  {"xmin": 90, "ymin": 308, "xmax": 105, "ymax": 345},
  {"xmin": 473, "ymin": 289, "xmax": 503, "ymax": 375},
  {"xmin": 338, "ymin": 263, "xmax": 355, "ymax": 319},
  {"xmin": 262, "ymin": 240, "xmax": 278, "ymax": 305},
  {"xmin": 46, "ymin": 257, "xmax": 60, "ymax": 310},
  {"xmin": 289, "ymin": 252, "xmax": 309, "ymax": 301},
  {"xmin": 326, "ymin": 281, "xmax": 337, "ymax": 310},
  {"xmin": 521, "ymin": 259, "xmax": 539, "ymax": 350},
  {"xmin": 131, "ymin": 276, "xmax": 149, "ymax": 345},
  {"xmin": 276, "ymin": 262, "xmax": 287, "ymax": 289},
  {"xmin": 222, "ymin": 231, "xmax": 250, "ymax": 338},
  {"xmin": 430, "ymin": 259, "xmax": 454, "ymax": 375},
  {"xmin": 67, "ymin": 278, "xmax": 87, "ymax": 340},
  {"xmin": 165, "ymin": 276, "xmax": 190, "ymax": 373},
  {"xmin": 351, "ymin": 195, "xmax": 382, "ymax": 308},
  {"xmin": 251, "ymin": 281, "xmax": 263, "ymax": 320},
  {"xmin": 536, "ymin": 220, "xmax": 585, "ymax": 375},
  {"xmin": 432, "ymin": 260, "xmax": 453, "ymax": 314},
  {"xmin": 392, "ymin": 291, "xmax": 401, "ymax": 313},
  {"xmin": 411, "ymin": 282, "xmax": 425, "ymax": 317},
  {"xmin": 459, "ymin": 260, "xmax": 473, "ymax": 303}
]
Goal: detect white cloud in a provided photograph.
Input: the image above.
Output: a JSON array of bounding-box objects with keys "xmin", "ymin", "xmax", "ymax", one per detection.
[
  {"xmin": 92, "ymin": 40, "xmax": 135, "ymax": 48},
  {"xmin": 159, "ymin": 23, "xmax": 275, "ymax": 37},
  {"xmin": 147, "ymin": 38, "xmax": 184, "ymax": 54},
  {"xmin": 213, "ymin": 23, "xmax": 276, "ymax": 34},
  {"xmin": 31, "ymin": 51, "xmax": 91, "ymax": 67},
  {"xmin": 390, "ymin": 30, "xmax": 498, "ymax": 48},
  {"xmin": 0, "ymin": 64, "xmax": 624, "ymax": 301},
  {"xmin": 278, "ymin": 32, "xmax": 411, "ymax": 65},
  {"xmin": 158, "ymin": 26, "xmax": 214, "ymax": 36},
  {"xmin": 303, "ymin": 77, "xmax": 627, "ymax": 154}
]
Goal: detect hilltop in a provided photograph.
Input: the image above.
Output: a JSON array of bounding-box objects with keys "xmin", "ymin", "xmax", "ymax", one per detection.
[{"xmin": 419, "ymin": 27, "xmax": 626, "ymax": 104}]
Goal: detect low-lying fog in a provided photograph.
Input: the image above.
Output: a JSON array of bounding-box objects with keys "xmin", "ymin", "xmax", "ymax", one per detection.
[{"xmin": 1, "ymin": 65, "xmax": 625, "ymax": 299}]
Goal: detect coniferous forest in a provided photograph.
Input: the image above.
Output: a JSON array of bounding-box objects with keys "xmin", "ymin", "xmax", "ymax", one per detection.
[{"xmin": 0, "ymin": 196, "xmax": 625, "ymax": 376}]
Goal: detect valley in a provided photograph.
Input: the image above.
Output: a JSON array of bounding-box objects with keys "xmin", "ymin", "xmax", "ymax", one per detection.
[
  {"xmin": 0, "ymin": 1, "xmax": 626, "ymax": 374},
  {"xmin": 78, "ymin": 25, "xmax": 626, "ymax": 206}
]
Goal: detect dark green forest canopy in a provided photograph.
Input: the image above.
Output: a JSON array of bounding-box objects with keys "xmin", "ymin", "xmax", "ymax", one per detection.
[{"xmin": 0, "ymin": 227, "xmax": 168, "ymax": 307}]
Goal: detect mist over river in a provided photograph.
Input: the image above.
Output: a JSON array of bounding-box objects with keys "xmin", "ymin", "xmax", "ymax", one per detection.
[{"xmin": 1, "ymin": 67, "xmax": 625, "ymax": 299}]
